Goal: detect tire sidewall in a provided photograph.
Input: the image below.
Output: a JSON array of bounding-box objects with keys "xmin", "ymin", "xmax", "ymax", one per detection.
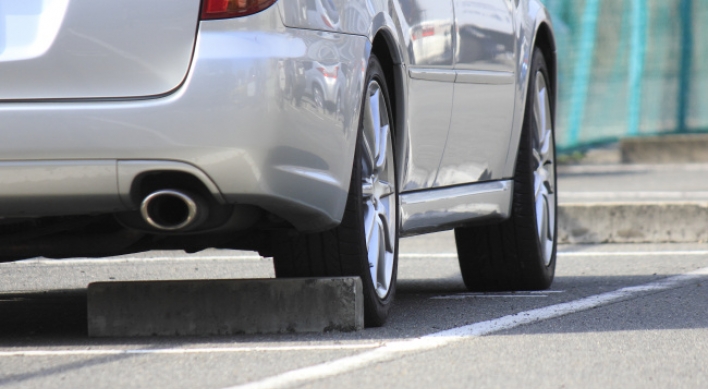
[{"xmin": 519, "ymin": 48, "xmax": 557, "ymax": 284}]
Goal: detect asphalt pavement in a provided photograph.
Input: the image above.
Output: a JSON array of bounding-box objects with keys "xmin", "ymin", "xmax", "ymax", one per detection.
[
  {"xmin": 1, "ymin": 231, "xmax": 708, "ymax": 389},
  {"xmin": 558, "ymin": 163, "xmax": 708, "ymax": 204}
]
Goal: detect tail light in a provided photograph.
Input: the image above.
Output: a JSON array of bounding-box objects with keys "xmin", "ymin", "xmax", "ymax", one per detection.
[
  {"xmin": 317, "ymin": 66, "xmax": 339, "ymax": 79},
  {"xmin": 201, "ymin": 0, "xmax": 278, "ymax": 20}
]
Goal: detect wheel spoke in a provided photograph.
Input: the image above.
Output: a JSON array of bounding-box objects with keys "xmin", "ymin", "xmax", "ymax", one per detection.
[
  {"xmin": 362, "ymin": 179, "xmax": 375, "ymax": 199},
  {"xmin": 375, "ymin": 218, "xmax": 387, "ymax": 290},
  {"xmin": 380, "ymin": 196, "xmax": 396, "ymax": 254},
  {"xmin": 377, "ymin": 205, "xmax": 393, "ymax": 253},
  {"xmin": 534, "ymin": 170, "xmax": 544, "ymax": 198},
  {"xmin": 535, "ymin": 87, "xmax": 548, "ymax": 141},
  {"xmin": 362, "ymin": 114, "xmax": 377, "ymax": 175},
  {"xmin": 364, "ymin": 201, "xmax": 376, "ymax": 247},
  {"xmin": 378, "ymin": 180, "xmax": 395, "ymax": 198},
  {"xmin": 367, "ymin": 221, "xmax": 380, "ymax": 283},
  {"xmin": 369, "ymin": 89, "xmax": 382, "ymax": 162},
  {"xmin": 533, "ymin": 148, "xmax": 543, "ymax": 167},
  {"xmin": 535, "ymin": 186, "xmax": 547, "ymax": 236},
  {"xmin": 539, "ymin": 128, "xmax": 553, "ymax": 166},
  {"xmin": 376, "ymin": 125, "xmax": 390, "ymax": 171}
]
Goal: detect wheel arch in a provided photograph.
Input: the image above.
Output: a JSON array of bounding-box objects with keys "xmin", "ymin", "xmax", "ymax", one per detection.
[
  {"xmin": 502, "ymin": 8, "xmax": 558, "ymax": 178},
  {"xmin": 533, "ymin": 22, "xmax": 558, "ymax": 118},
  {"xmin": 368, "ymin": 25, "xmax": 408, "ymax": 191}
]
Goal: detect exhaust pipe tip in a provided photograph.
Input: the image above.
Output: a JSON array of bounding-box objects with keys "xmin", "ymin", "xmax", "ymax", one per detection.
[{"xmin": 140, "ymin": 190, "xmax": 202, "ymax": 231}]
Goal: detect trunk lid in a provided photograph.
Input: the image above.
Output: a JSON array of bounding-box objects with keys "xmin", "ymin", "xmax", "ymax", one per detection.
[{"xmin": 0, "ymin": 0, "xmax": 200, "ymax": 100}]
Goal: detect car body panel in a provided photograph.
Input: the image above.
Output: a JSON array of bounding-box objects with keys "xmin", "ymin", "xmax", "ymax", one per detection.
[
  {"xmin": 0, "ymin": 8, "xmax": 368, "ymax": 231},
  {"xmin": 0, "ymin": 0, "xmax": 200, "ymax": 100},
  {"xmin": 433, "ymin": 0, "xmax": 517, "ymax": 187},
  {"xmin": 280, "ymin": 0, "xmax": 458, "ymax": 192},
  {"xmin": 0, "ymin": 0, "xmax": 555, "ymax": 238},
  {"xmin": 502, "ymin": 0, "xmax": 556, "ymax": 179}
]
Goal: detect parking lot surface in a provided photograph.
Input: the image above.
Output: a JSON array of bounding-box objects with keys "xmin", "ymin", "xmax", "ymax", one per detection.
[{"xmin": 2, "ymin": 231, "xmax": 708, "ymax": 389}]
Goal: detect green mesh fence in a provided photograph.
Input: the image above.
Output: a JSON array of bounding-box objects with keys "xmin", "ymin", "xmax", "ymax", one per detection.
[{"xmin": 541, "ymin": 0, "xmax": 708, "ymax": 150}]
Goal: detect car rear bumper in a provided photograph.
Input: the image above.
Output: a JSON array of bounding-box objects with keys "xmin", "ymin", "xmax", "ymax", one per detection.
[{"xmin": 0, "ymin": 8, "xmax": 369, "ymax": 231}]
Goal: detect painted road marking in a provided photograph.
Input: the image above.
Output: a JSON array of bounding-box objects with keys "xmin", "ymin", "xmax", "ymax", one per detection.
[
  {"xmin": 558, "ymin": 251, "xmax": 708, "ymax": 257},
  {"xmin": 560, "ymin": 191, "xmax": 708, "ymax": 200},
  {"xmin": 402, "ymin": 251, "xmax": 708, "ymax": 259},
  {"xmin": 9, "ymin": 255, "xmax": 265, "ymax": 265},
  {"xmin": 224, "ymin": 266, "xmax": 708, "ymax": 389},
  {"xmin": 0, "ymin": 344, "xmax": 382, "ymax": 357},
  {"xmin": 431, "ymin": 291, "xmax": 565, "ymax": 300},
  {"xmin": 557, "ymin": 163, "xmax": 708, "ymax": 174},
  {"xmin": 431, "ymin": 294, "xmax": 549, "ymax": 300},
  {"xmin": 3, "ymin": 250, "xmax": 707, "ymax": 266}
]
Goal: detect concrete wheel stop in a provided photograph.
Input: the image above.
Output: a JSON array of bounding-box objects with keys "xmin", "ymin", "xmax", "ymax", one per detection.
[{"xmin": 87, "ymin": 277, "xmax": 364, "ymax": 337}]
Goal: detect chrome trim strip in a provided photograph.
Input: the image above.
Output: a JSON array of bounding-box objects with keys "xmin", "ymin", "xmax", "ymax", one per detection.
[
  {"xmin": 399, "ymin": 180, "xmax": 513, "ymax": 236},
  {"xmin": 409, "ymin": 68, "xmax": 514, "ymax": 85},
  {"xmin": 408, "ymin": 68, "xmax": 457, "ymax": 83},
  {"xmin": 455, "ymin": 70, "xmax": 515, "ymax": 85}
]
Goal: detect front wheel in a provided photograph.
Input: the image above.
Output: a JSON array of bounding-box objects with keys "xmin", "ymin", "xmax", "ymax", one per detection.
[
  {"xmin": 272, "ymin": 54, "xmax": 398, "ymax": 327},
  {"xmin": 455, "ymin": 48, "xmax": 557, "ymax": 291}
]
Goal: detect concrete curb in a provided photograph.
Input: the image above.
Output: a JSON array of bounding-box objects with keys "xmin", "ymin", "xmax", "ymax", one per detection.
[
  {"xmin": 87, "ymin": 277, "xmax": 364, "ymax": 337},
  {"xmin": 621, "ymin": 134, "xmax": 708, "ymax": 163},
  {"xmin": 559, "ymin": 202, "xmax": 708, "ymax": 244}
]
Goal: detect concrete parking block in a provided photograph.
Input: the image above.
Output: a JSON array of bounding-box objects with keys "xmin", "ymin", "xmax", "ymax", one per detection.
[
  {"xmin": 87, "ymin": 277, "xmax": 363, "ymax": 337},
  {"xmin": 559, "ymin": 202, "xmax": 708, "ymax": 244}
]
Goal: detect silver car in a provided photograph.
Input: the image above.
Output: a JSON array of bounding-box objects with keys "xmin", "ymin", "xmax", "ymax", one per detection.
[{"xmin": 0, "ymin": 0, "xmax": 557, "ymax": 326}]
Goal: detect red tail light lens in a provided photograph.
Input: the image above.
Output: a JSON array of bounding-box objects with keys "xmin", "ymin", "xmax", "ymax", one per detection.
[{"xmin": 201, "ymin": 0, "xmax": 278, "ymax": 20}]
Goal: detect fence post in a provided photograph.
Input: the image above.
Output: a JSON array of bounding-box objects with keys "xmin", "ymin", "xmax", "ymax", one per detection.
[
  {"xmin": 566, "ymin": 0, "xmax": 601, "ymax": 147},
  {"xmin": 627, "ymin": 0, "xmax": 648, "ymax": 137},
  {"xmin": 677, "ymin": 0, "xmax": 693, "ymax": 133}
]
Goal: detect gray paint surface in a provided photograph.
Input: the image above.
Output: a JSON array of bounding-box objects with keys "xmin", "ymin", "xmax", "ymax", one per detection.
[
  {"xmin": 0, "ymin": 0, "xmax": 200, "ymax": 99},
  {"xmin": 0, "ymin": 0, "xmax": 553, "ymax": 233}
]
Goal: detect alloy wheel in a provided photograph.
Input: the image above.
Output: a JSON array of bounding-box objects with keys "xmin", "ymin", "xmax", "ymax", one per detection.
[
  {"xmin": 532, "ymin": 72, "xmax": 556, "ymax": 267},
  {"xmin": 360, "ymin": 80, "xmax": 397, "ymax": 299}
]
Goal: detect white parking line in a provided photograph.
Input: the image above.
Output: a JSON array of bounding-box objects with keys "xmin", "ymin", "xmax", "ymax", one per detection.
[
  {"xmin": 558, "ymin": 251, "xmax": 708, "ymax": 257},
  {"xmin": 431, "ymin": 290, "xmax": 565, "ymax": 300},
  {"xmin": 0, "ymin": 344, "xmax": 382, "ymax": 357},
  {"xmin": 5, "ymin": 251, "xmax": 707, "ymax": 266},
  {"xmin": 9, "ymin": 256, "xmax": 266, "ymax": 265},
  {"xmin": 224, "ymin": 266, "xmax": 708, "ymax": 389},
  {"xmin": 400, "ymin": 250, "xmax": 708, "ymax": 259},
  {"xmin": 431, "ymin": 294, "xmax": 549, "ymax": 300},
  {"xmin": 557, "ymin": 163, "xmax": 708, "ymax": 174},
  {"xmin": 402, "ymin": 251, "xmax": 708, "ymax": 259},
  {"xmin": 560, "ymin": 191, "xmax": 708, "ymax": 200}
]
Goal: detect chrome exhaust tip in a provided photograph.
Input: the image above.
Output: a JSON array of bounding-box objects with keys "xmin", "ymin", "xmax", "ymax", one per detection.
[{"xmin": 140, "ymin": 190, "xmax": 202, "ymax": 231}]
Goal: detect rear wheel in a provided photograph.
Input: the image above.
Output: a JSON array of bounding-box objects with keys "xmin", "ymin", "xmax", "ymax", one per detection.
[
  {"xmin": 454, "ymin": 48, "xmax": 557, "ymax": 291},
  {"xmin": 272, "ymin": 54, "xmax": 398, "ymax": 327},
  {"xmin": 313, "ymin": 85, "xmax": 324, "ymax": 112}
]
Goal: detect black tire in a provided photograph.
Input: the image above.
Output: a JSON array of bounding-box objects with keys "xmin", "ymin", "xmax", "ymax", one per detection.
[
  {"xmin": 454, "ymin": 48, "xmax": 557, "ymax": 291},
  {"xmin": 313, "ymin": 85, "xmax": 324, "ymax": 112},
  {"xmin": 272, "ymin": 54, "xmax": 399, "ymax": 327}
]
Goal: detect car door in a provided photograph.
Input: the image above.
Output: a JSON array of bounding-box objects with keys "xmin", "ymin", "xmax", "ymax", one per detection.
[
  {"xmin": 435, "ymin": 0, "xmax": 517, "ymax": 187},
  {"xmin": 397, "ymin": 0, "xmax": 456, "ymax": 191}
]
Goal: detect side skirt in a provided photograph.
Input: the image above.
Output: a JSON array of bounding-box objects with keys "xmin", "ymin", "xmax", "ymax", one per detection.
[{"xmin": 399, "ymin": 180, "xmax": 513, "ymax": 237}]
